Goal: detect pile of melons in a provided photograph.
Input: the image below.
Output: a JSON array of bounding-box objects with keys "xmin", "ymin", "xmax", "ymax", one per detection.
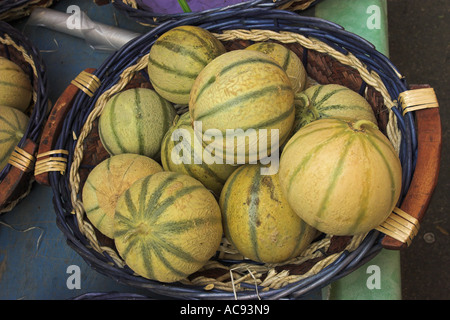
[{"xmin": 82, "ymin": 26, "xmax": 402, "ymax": 283}]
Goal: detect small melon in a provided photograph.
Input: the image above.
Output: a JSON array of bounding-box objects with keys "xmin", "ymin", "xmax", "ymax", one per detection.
[
  {"xmin": 98, "ymin": 88, "xmax": 176, "ymax": 159},
  {"xmin": 147, "ymin": 25, "xmax": 226, "ymax": 105},
  {"xmin": 114, "ymin": 171, "xmax": 223, "ymax": 283},
  {"xmin": 279, "ymin": 118, "xmax": 402, "ymax": 236},
  {"xmin": 293, "ymin": 84, "xmax": 377, "ymax": 132},
  {"xmin": 219, "ymin": 164, "xmax": 317, "ymax": 263}
]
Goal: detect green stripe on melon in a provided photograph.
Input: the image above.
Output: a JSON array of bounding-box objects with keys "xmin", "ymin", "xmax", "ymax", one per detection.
[
  {"xmin": 0, "ymin": 105, "xmax": 29, "ymax": 172},
  {"xmin": 293, "ymin": 84, "xmax": 377, "ymax": 132},
  {"xmin": 147, "ymin": 25, "xmax": 226, "ymax": 105},
  {"xmin": 189, "ymin": 50, "xmax": 295, "ymax": 163},
  {"xmin": 279, "ymin": 118, "xmax": 402, "ymax": 236},
  {"xmin": 98, "ymin": 88, "xmax": 176, "ymax": 159},
  {"xmin": 114, "ymin": 171, "xmax": 223, "ymax": 283},
  {"xmin": 0, "ymin": 57, "xmax": 32, "ymax": 113},
  {"xmin": 245, "ymin": 42, "xmax": 307, "ymax": 93},
  {"xmin": 219, "ymin": 164, "xmax": 317, "ymax": 263},
  {"xmin": 160, "ymin": 112, "xmax": 239, "ymax": 197}
]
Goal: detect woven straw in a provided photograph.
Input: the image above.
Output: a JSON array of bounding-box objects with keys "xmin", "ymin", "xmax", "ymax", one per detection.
[
  {"xmin": 112, "ymin": 0, "xmax": 318, "ymax": 26},
  {"xmin": 0, "ymin": 21, "xmax": 49, "ymax": 213},
  {"xmin": 49, "ymin": 9, "xmax": 416, "ymax": 299},
  {"xmin": 0, "ymin": 0, "xmax": 56, "ymax": 22}
]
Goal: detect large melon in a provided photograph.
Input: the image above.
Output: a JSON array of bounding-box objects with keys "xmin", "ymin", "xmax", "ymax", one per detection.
[
  {"xmin": 279, "ymin": 118, "xmax": 402, "ymax": 236},
  {"xmin": 161, "ymin": 112, "xmax": 239, "ymax": 197},
  {"xmin": 0, "ymin": 105, "xmax": 29, "ymax": 172},
  {"xmin": 82, "ymin": 153, "xmax": 163, "ymax": 238},
  {"xmin": 189, "ymin": 49, "xmax": 295, "ymax": 164},
  {"xmin": 293, "ymin": 84, "xmax": 377, "ymax": 132},
  {"xmin": 0, "ymin": 57, "xmax": 32, "ymax": 112},
  {"xmin": 114, "ymin": 171, "xmax": 223, "ymax": 283},
  {"xmin": 246, "ymin": 42, "xmax": 307, "ymax": 93},
  {"xmin": 219, "ymin": 164, "xmax": 317, "ymax": 263},
  {"xmin": 98, "ymin": 88, "xmax": 176, "ymax": 159},
  {"xmin": 147, "ymin": 25, "xmax": 226, "ymax": 105}
]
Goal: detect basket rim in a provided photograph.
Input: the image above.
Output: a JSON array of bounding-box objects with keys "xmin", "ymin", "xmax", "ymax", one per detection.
[{"xmin": 49, "ymin": 9, "xmax": 417, "ymax": 299}]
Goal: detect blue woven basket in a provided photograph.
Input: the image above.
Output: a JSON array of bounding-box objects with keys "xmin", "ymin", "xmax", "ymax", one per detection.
[
  {"xmin": 48, "ymin": 9, "xmax": 420, "ymax": 299},
  {"xmin": 0, "ymin": 21, "xmax": 49, "ymax": 213}
]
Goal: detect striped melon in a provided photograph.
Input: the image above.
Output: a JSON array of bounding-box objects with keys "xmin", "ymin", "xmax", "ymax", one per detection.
[
  {"xmin": 246, "ymin": 42, "xmax": 307, "ymax": 93},
  {"xmin": 0, "ymin": 57, "xmax": 32, "ymax": 112},
  {"xmin": 114, "ymin": 171, "xmax": 223, "ymax": 283},
  {"xmin": 219, "ymin": 164, "xmax": 317, "ymax": 263},
  {"xmin": 279, "ymin": 118, "xmax": 402, "ymax": 236},
  {"xmin": 147, "ymin": 25, "xmax": 226, "ymax": 105},
  {"xmin": 82, "ymin": 153, "xmax": 163, "ymax": 238},
  {"xmin": 0, "ymin": 105, "xmax": 29, "ymax": 172},
  {"xmin": 293, "ymin": 84, "xmax": 377, "ymax": 132},
  {"xmin": 98, "ymin": 88, "xmax": 176, "ymax": 159},
  {"xmin": 161, "ymin": 112, "xmax": 239, "ymax": 197},
  {"xmin": 189, "ymin": 49, "xmax": 295, "ymax": 164}
]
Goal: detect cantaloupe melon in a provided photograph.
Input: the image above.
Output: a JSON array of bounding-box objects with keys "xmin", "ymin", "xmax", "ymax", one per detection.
[
  {"xmin": 293, "ymin": 84, "xmax": 377, "ymax": 132},
  {"xmin": 147, "ymin": 25, "xmax": 226, "ymax": 105},
  {"xmin": 160, "ymin": 112, "xmax": 239, "ymax": 197},
  {"xmin": 82, "ymin": 153, "xmax": 163, "ymax": 238},
  {"xmin": 246, "ymin": 42, "xmax": 307, "ymax": 93},
  {"xmin": 0, "ymin": 105, "xmax": 29, "ymax": 172},
  {"xmin": 0, "ymin": 57, "xmax": 32, "ymax": 112},
  {"xmin": 114, "ymin": 171, "xmax": 223, "ymax": 283},
  {"xmin": 219, "ymin": 164, "xmax": 317, "ymax": 263},
  {"xmin": 189, "ymin": 49, "xmax": 295, "ymax": 164},
  {"xmin": 98, "ymin": 88, "xmax": 176, "ymax": 159},
  {"xmin": 279, "ymin": 118, "xmax": 402, "ymax": 236}
]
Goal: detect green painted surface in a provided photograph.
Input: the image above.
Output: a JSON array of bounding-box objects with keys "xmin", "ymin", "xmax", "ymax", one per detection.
[{"xmin": 315, "ymin": 0, "xmax": 389, "ymax": 56}]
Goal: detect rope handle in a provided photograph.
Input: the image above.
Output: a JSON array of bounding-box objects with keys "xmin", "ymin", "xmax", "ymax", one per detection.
[
  {"xmin": 35, "ymin": 68, "xmax": 97, "ymax": 186},
  {"xmin": 381, "ymin": 84, "xmax": 441, "ymax": 250}
]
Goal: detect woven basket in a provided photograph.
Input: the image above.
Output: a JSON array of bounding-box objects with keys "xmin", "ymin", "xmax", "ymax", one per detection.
[
  {"xmin": 0, "ymin": 0, "xmax": 56, "ymax": 22},
  {"xmin": 37, "ymin": 9, "xmax": 441, "ymax": 299},
  {"xmin": 111, "ymin": 0, "xmax": 318, "ymax": 26},
  {"xmin": 0, "ymin": 21, "xmax": 49, "ymax": 213}
]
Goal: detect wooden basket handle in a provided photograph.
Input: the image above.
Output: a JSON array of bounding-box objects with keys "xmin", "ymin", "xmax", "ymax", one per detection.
[
  {"xmin": 35, "ymin": 68, "xmax": 97, "ymax": 186},
  {"xmin": 382, "ymin": 84, "xmax": 442, "ymax": 250}
]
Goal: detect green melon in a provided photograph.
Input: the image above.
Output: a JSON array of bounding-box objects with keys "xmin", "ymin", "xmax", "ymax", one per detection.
[
  {"xmin": 82, "ymin": 153, "xmax": 163, "ymax": 238},
  {"xmin": 0, "ymin": 105, "xmax": 29, "ymax": 172},
  {"xmin": 219, "ymin": 164, "xmax": 317, "ymax": 263},
  {"xmin": 161, "ymin": 112, "xmax": 239, "ymax": 197},
  {"xmin": 0, "ymin": 57, "xmax": 32, "ymax": 112},
  {"xmin": 98, "ymin": 88, "xmax": 176, "ymax": 159},
  {"xmin": 246, "ymin": 42, "xmax": 307, "ymax": 93},
  {"xmin": 147, "ymin": 25, "xmax": 226, "ymax": 105},
  {"xmin": 293, "ymin": 84, "xmax": 377, "ymax": 132},
  {"xmin": 114, "ymin": 171, "xmax": 223, "ymax": 283},
  {"xmin": 189, "ymin": 49, "xmax": 295, "ymax": 164},
  {"xmin": 279, "ymin": 118, "xmax": 402, "ymax": 236}
]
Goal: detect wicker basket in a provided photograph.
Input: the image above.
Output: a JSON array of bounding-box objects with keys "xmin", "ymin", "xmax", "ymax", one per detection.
[
  {"xmin": 37, "ymin": 9, "xmax": 441, "ymax": 299},
  {"xmin": 0, "ymin": 21, "xmax": 49, "ymax": 213},
  {"xmin": 0, "ymin": 0, "xmax": 56, "ymax": 22},
  {"xmin": 111, "ymin": 0, "xmax": 318, "ymax": 26}
]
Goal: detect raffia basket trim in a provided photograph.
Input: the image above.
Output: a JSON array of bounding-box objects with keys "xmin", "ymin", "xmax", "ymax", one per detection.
[{"xmin": 67, "ymin": 29, "xmax": 402, "ymax": 292}]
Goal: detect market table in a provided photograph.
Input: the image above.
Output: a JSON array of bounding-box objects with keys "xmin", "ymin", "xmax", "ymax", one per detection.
[{"xmin": 0, "ymin": 0, "xmax": 401, "ymax": 300}]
